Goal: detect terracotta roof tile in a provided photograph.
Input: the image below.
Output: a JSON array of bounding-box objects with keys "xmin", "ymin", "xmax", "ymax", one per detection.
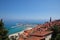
[
  {"xmin": 25, "ymin": 36, "xmax": 45, "ymax": 40},
  {"xmin": 19, "ymin": 19, "xmax": 60, "ymax": 40},
  {"xmin": 30, "ymin": 31, "xmax": 53, "ymax": 36}
]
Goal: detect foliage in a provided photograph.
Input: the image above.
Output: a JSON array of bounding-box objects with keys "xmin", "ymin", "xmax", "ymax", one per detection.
[
  {"xmin": 0, "ymin": 19, "xmax": 9, "ymax": 40},
  {"xmin": 51, "ymin": 25, "xmax": 60, "ymax": 40},
  {"xmin": 55, "ymin": 34, "xmax": 60, "ymax": 40}
]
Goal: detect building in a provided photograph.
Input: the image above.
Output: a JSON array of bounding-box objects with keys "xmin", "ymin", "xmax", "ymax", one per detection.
[
  {"xmin": 19, "ymin": 23, "xmax": 53, "ymax": 40},
  {"xmin": 19, "ymin": 19, "xmax": 60, "ymax": 40}
]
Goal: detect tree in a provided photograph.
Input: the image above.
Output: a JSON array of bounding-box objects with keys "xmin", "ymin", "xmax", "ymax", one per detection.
[
  {"xmin": 51, "ymin": 25, "xmax": 60, "ymax": 40},
  {"xmin": 0, "ymin": 19, "xmax": 9, "ymax": 40},
  {"xmin": 55, "ymin": 34, "xmax": 60, "ymax": 40}
]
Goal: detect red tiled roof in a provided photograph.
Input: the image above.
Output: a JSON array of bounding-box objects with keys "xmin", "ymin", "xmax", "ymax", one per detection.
[
  {"xmin": 19, "ymin": 19, "xmax": 60, "ymax": 40},
  {"xmin": 30, "ymin": 31, "xmax": 53, "ymax": 36},
  {"xmin": 25, "ymin": 36, "xmax": 45, "ymax": 40}
]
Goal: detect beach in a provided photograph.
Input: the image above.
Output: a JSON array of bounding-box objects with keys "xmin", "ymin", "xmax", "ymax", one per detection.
[{"xmin": 9, "ymin": 27, "xmax": 32, "ymax": 38}]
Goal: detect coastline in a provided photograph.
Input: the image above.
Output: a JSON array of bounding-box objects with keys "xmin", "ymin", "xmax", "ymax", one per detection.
[
  {"xmin": 9, "ymin": 31, "xmax": 24, "ymax": 38},
  {"xmin": 9, "ymin": 27, "xmax": 32, "ymax": 38}
]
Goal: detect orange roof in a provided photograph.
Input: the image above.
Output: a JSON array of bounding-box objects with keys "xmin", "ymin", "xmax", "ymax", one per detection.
[
  {"xmin": 25, "ymin": 36, "xmax": 45, "ymax": 40},
  {"xmin": 30, "ymin": 31, "xmax": 53, "ymax": 36},
  {"xmin": 19, "ymin": 19, "xmax": 60, "ymax": 40}
]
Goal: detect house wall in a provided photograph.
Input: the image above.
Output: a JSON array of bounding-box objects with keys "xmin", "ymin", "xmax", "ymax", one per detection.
[
  {"xmin": 45, "ymin": 34, "xmax": 52, "ymax": 40},
  {"xmin": 9, "ymin": 33, "xmax": 20, "ymax": 40}
]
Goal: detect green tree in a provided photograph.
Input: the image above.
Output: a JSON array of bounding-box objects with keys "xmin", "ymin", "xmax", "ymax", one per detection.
[
  {"xmin": 0, "ymin": 19, "xmax": 9, "ymax": 40},
  {"xmin": 55, "ymin": 34, "xmax": 60, "ymax": 40},
  {"xmin": 51, "ymin": 25, "xmax": 60, "ymax": 40}
]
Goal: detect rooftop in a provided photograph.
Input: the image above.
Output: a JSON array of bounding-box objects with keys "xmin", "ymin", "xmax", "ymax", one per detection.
[{"xmin": 19, "ymin": 19, "xmax": 60, "ymax": 40}]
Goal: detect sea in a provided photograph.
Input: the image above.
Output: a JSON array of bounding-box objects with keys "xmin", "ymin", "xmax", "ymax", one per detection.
[{"xmin": 4, "ymin": 20, "xmax": 47, "ymax": 35}]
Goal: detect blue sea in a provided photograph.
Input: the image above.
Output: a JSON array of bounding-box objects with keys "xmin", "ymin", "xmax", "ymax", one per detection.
[{"xmin": 4, "ymin": 20, "xmax": 47, "ymax": 35}]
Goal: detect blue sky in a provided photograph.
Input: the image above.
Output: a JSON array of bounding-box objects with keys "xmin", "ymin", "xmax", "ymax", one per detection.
[{"xmin": 0, "ymin": 0, "xmax": 60, "ymax": 20}]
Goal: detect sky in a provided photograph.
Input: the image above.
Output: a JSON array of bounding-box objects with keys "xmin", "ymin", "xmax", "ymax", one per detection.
[{"xmin": 0, "ymin": 0, "xmax": 60, "ymax": 20}]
